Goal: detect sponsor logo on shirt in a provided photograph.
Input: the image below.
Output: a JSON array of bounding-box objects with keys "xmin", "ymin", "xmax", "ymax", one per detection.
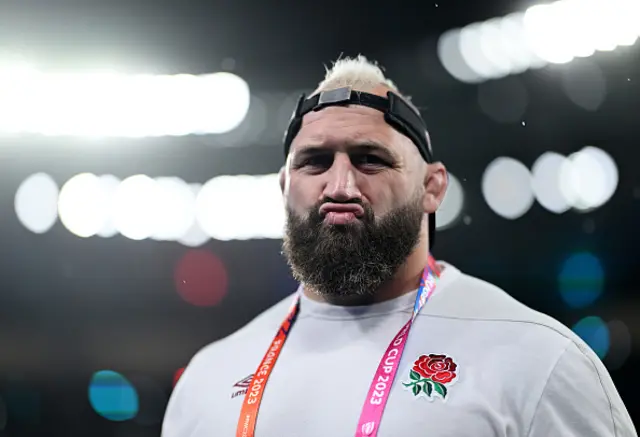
[{"xmin": 231, "ymin": 374, "xmax": 254, "ymax": 399}]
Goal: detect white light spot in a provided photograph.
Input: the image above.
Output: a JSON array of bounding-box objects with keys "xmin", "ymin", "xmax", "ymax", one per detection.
[
  {"xmin": 177, "ymin": 184, "xmax": 210, "ymax": 247},
  {"xmin": 482, "ymin": 157, "xmax": 534, "ymax": 219},
  {"xmin": 196, "ymin": 73, "xmax": 251, "ymax": 134},
  {"xmin": 0, "ymin": 71, "xmax": 250, "ymax": 137},
  {"xmin": 96, "ymin": 175, "xmax": 121, "ymax": 238},
  {"xmin": 150, "ymin": 177, "xmax": 196, "ymax": 241},
  {"xmin": 15, "ymin": 173, "xmax": 59, "ymax": 234},
  {"xmin": 58, "ymin": 173, "xmax": 108, "ymax": 238},
  {"xmin": 531, "ymin": 152, "xmax": 572, "ymax": 214},
  {"xmin": 559, "ymin": 147, "xmax": 616, "ymax": 211},
  {"xmin": 196, "ymin": 174, "xmax": 283, "ymax": 241},
  {"xmin": 112, "ymin": 175, "xmax": 161, "ymax": 240},
  {"xmin": 523, "ymin": 3, "xmax": 575, "ymax": 64},
  {"xmin": 437, "ymin": 28, "xmax": 484, "ymax": 84},
  {"xmin": 580, "ymin": 146, "xmax": 618, "ymax": 207}
]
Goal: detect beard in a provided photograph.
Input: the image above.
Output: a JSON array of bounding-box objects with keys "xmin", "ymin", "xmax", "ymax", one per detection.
[{"xmin": 282, "ymin": 193, "xmax": 424, "ymax": 300}]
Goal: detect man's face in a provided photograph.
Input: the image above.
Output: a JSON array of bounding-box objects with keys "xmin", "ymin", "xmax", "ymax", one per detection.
[{"xmin": 282, "ymin": 89, "xmax": 429, "ymax": 299}]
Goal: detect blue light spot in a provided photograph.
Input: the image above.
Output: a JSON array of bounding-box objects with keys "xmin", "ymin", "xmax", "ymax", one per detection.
[
  {"xmin": 88, "ymin": 370, "xmax": 139, "ymax": 421},
  {"xmin": 558, "ymin": 252, "xmax": 604, "ymax": 308},
  {"xmin": 573, "ymin": 316, "xmax": 610, "ymax": 359}
]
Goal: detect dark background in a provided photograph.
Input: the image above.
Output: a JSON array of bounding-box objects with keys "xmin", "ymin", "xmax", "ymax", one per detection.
[{"xmin": 0, "ymin": 0, "xmax": 638, "ymax": 436}]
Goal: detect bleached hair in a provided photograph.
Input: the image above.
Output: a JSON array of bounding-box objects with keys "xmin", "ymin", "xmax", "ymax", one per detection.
[
  {"xmin": 315, "ymin": 55, "xmax": 400, "ymax": 94},
  {"xmin": 313, "ymin": 55, "xmax": 420, "ymax": 116}
]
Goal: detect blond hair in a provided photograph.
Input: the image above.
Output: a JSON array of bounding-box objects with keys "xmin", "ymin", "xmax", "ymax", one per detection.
[
  {"xmin": 313, "ymin": 55, "xmax": 419, "ymax": 114},
  {"xmin": 314, "ymin": 55, "xmax": 399, "ymax": 94}
]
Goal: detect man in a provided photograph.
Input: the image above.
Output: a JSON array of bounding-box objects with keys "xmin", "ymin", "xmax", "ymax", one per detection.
[{"xmin": 162, "ymin": 56, "xmax": 636, "ymax": 436}]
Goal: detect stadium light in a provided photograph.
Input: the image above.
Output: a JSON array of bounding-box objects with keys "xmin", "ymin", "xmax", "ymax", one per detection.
[
  {"xmin": 0, "ymin": 69, "xmax": 250, "ymax": 137},
  {"xmin": 438, "ymin": 0, "xmax": 640, "ymax": 83}
]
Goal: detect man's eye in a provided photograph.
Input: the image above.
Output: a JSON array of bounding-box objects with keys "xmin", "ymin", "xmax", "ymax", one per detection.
[
  {"xmin": 353, "ymin": 154, "xmax": 388, "ymax": 167},
  {"xmin": 299, "ymin": 155, "xmax": 333, "ymax": 168}
]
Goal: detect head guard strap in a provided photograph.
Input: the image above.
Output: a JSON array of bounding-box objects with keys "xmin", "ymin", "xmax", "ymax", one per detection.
[{"xmin": 283, "ymin": 87, "xmax": 433, "ymax": 163}]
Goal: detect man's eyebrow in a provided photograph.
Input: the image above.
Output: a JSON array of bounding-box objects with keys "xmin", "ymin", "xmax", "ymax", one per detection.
[{"xmin": 295, "ymin": 141, "xmax": 399, "ymax": 160}]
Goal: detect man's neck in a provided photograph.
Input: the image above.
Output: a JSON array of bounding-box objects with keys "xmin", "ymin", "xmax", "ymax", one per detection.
[{"xmin": 302, "ymin": 240, "xmax": 431, "ymax": 306}]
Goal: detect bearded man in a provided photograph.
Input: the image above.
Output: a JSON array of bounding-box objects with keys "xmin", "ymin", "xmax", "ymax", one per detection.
[{"xmin": 163, "ymin": 56, "xmax": 636, "ymax": 437}]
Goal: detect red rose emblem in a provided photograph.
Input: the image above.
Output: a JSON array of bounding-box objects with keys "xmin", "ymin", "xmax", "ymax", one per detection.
[{"xmin": 412, "ymin": 354, "xmax": 457, "ymax": 384}]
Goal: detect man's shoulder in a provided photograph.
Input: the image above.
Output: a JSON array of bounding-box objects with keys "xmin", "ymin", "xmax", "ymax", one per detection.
[
  {"xmin": 431, "ymin": 265, "xmax": 622, "ymax": 413},
  {"xmin": 191, "ymin": 292, "xmax": 297, "ymax": 365},
  {"xmin": 431, "ymin": 264, "xmax": 588, "ymax": 353},
  {"xmin": 435, "ymin": 267, "xmax": 634, "ymax": 436}
]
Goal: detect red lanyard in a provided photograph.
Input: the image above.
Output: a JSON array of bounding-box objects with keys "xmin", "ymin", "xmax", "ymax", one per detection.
[{"xmin": 236, "ymin": 255, "xmax": 440, "ymax": 437}]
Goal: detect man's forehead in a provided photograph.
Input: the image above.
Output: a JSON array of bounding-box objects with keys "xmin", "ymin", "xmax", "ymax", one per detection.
[
  {"xmin": 290, "ymin": 132, "xmax": 399, "ymax": 156},
  {"xmin": 291, "ymin": 108, "xmax": 397, "ymax": 150}
]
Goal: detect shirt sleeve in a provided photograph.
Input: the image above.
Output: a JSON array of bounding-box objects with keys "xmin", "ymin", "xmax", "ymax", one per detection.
[
  {"xmin": 162, "ymin": 362, "xmax": 196, "ymax": 437},
  {"xmin": 162, "ymin": 346, "xmax": 211, "ymax": 437},
  {"xmin": 527, "ymin": 342, "xmax": 637, "ymax": 437}
]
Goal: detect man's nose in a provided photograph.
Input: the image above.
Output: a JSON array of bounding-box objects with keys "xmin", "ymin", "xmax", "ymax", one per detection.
[{"xmin": 322, "ymin": 154, "xmax": 362, "ymax": 202}]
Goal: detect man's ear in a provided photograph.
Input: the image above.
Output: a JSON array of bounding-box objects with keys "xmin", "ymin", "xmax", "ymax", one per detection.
[
  {"xmin": 278, "ymin": 165, "xmax": 286, "ymax": 194},
  {"xmin": 423, "ymin": 162, "xmax": 448, "ymax": 214}
]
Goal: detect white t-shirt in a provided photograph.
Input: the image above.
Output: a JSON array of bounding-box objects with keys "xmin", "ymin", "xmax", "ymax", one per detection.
[{"xmin": 162, "ymin": 262, "xmax": 636, "ymax": 436}]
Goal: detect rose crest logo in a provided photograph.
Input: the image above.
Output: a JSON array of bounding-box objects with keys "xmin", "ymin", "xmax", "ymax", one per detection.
[{"xmin": 402, "ymin": 354, "xmax": 458, "ymax": 401}]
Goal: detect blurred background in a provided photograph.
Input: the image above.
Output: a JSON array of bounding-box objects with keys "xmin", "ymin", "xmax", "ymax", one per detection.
[{"xmin": 0, "ymin": 0, "xmax": 638, "ymax": 435}]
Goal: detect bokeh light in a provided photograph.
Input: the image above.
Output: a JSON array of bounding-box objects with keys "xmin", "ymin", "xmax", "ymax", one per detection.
[
  {"xmin": 14, "ymin": 172, "xmax": 59, "ymax": 234},
  {"xmin": 196, "ymin": 174, "xmax": 284, "ymax": 240},
  {"xmin": 523, "ymin": 3, "xmax": 575, "ymax": 64},
  {"xmin": 558, "ymin": 251, "xmax": 605, "ymax": 308},
  {"xmin": 174, "ymin": 250, "xmax": 228, "ymax": 307},
  {"xmin": 149, "ymin": 177, "xmax": 196, "ymax": 241},
  {"xmin": 437, "ymin": 0, "xmax": 639, "ymax": 83},
  {"xmin": 176, "ymin": 184, "xmax": 211, "ymax": 247},
  {"xmin": 17, "ymin": 173, "xmax": 290, "ymax": 241},
  {"xmin": 437, "ymin": 28, "xmax": 482, "ymax": 83},
  {"xmin": 58, "ymin": 173, "xmax": 107, "ymax": 238},
  {"xmin": 577, "ymin": 146, "xmax": 619, "ymax": 208},
  {"xmin": 531, "ymin": 152, "xmax": 572, "ymax": 214},
  {"xmin": 0, "ymin": 71, "xmax": 250, "ymax": 137},
  {"xmin": 199, "ymin": 72, "xmax": 252, "ymax": 134},
  {"xmin": 572, "ymin": 316, "xmax": 610, "ymax": 359},
  {"xmin": 482, "ymin": 157, "xmax": 534, "ymax": 219},
  {"xmin": 173, "ymin": 367, "xmax": 186, "ymax": 388},
  {"xmin": 560, "ymin": 149, "xmax": 609, "ymax": 211},
  {"xmin": 531, "ymin": 147, "xmax": 618, "ymax": 214},
  {"xmin": 112, "ymin": 175, "xmax": 161, "ymax": 240},
  {"xmin": 95, "ymin": 175, "xmax": 121, "ymax": 238},
  {"xmin": 88, "ymin": 370, "xmax": 139, "ymax": 421}
]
